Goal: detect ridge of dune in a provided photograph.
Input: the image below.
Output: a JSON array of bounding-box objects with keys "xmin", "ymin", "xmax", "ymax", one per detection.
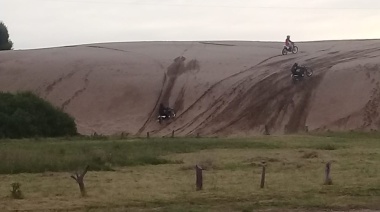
[{"xmin": 1, "ymin": 40, "xmax": 380, "ymax": 136}]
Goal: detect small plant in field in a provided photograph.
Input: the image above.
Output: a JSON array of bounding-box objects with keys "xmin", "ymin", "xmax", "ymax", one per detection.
[
  {"xmin": 316, "ymin": 144, "xmax": 337, "ymax": 150},
  {"xmin": 301, "ymin": 151, "xmax": 318, "ymax": 158},
  {"xmin": 10, "ymin": 182, "xmax": 23, "ymax": 199}
]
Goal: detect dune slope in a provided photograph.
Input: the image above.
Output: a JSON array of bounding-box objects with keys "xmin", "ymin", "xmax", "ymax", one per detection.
[{"xmin": 1, "ymin": 40, "xmax": 380, "ymax": 136}]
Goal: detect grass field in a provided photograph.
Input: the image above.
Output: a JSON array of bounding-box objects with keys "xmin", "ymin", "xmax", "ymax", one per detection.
[{"xmin": 0, "ymin": 133, "xmax": 379, "ymax": 211}]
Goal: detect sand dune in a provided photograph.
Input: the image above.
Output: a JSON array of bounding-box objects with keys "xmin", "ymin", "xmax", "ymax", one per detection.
[{"xmin": 0, "ymin": 40, "xmax": 380, "ymax": 136}]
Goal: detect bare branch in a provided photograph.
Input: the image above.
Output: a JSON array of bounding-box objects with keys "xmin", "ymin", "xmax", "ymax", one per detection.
[
  {"xmin": 71, "ymin": 165, "xmax": 90, "ymax": 197},
  {"xmin": 82, "ymin": 165, "xmax": 90, "ymax": 176}
]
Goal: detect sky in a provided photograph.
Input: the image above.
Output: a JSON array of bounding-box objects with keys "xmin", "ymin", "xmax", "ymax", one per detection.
[{"xmin": 1, "ymin": 0, "xmax": 380, "ymax": 49}]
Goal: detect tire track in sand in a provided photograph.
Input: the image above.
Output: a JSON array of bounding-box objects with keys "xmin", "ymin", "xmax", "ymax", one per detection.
[
  {"xmin": 176, "ymin": 55, "xmax": 284, "ymax": 117},
  {"xmin": 154, "ymin": 55, "xmax": 288, "ymax": 135},
  {"xmin": 61, "ymin": 69, "xmax": 93, "ymax": 110},
  {"xmin": 138, "ymin": 56, "xmax": 200, "ymax": 135},
  {"xmin": 44, "ymin": 62, "xmax": 81, "ymax": 98},
  {"xmin": 161, "ymin": 47, "xmax": 380, "ymax": 136},
  {"xmin": 193, "ymin": 49, "xmax": 380, "ymax": 135},
  {"xmin": 84, "ymin": 45, "xmax": 167, "ymax": 136}
]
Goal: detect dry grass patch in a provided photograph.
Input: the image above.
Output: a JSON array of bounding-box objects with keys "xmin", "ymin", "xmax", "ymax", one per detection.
[
  {"xmin": 0, "ymin": 134, "xmax": 379, "ymax": 211},
  {"xmin": 301, "ymin": 151, "xmax": 319, "ymax": 159}
]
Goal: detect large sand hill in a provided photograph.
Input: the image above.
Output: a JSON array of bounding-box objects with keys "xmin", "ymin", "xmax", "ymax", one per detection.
[{"xmin": 1, "ymin": 40, "xmax": 380, "ymax": 136}]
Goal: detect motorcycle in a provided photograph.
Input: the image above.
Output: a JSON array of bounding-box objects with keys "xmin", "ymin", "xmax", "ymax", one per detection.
[
  {"xmin": 157, "ymin": 108, "xmax": 176, "ymax": 124},
  {"xmin": 291, "ymin": 66, "xmax": 313, "ymax": 83},
  {"xmin": 282, "ymin": 42, "xmax": 298, "ymax": 55}
]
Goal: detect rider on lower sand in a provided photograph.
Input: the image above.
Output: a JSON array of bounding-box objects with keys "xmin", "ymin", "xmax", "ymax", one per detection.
[
  {"xmin": 285, "ymin": 35, "xmax": 293, "ymax": 50},
  {"xmin": 291, "ymin": 63, "xmax": 305, "ymax": 76},
  {"xmin": 159, "ymin": 103, "xmax": 172, "ymax": 117}
]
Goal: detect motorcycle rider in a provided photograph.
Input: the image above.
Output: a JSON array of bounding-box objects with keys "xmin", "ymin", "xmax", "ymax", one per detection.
[
  {"xmin": 285, "ymin": 35, "xmax": 293, "ymax": 51},
  {"xmin": 158, "ymin": 103, "xmax": 173, "ymax": 118},
  {"xmin": 291, "ymin": 63, "xmax": 305, "ymax": 77},
  {"xmin": 159, "ymin": 103, "xmax": 167, "ymax": 117}
]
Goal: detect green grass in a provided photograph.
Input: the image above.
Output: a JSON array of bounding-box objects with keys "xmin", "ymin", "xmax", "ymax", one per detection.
[
  {"xmin": 0, "ymin": 133, "xmax": 379, "ymax": 211},
  {"xmin": 0, "ymin": 136, "xmax": 281, "ymax": 174}
]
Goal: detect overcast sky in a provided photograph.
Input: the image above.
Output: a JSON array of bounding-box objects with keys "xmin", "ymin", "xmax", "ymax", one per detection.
[{"xmin": 2, "ymin": 0, "xmax": 380, "ymax": 49}]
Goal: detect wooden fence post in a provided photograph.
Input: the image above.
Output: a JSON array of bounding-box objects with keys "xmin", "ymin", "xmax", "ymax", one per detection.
[
  {"xmin": 264, "ymin": 125, "xmax": 270, "ymax": 135},
  {"xmin": 147, "ymin": 132, "xmax": 150, "ymax": 139},
  {"xmin": 71, "ymin": 165, "xmax": 89, "ymax": 197},
  {"xmin": 324, "ymin": 162, "xmax": 333, "ymax": 185},
  {"xmin": 195, "ymin": 165, "xmax": 203, "ymax": 191},
  {"xmin": 171, "ymin": 130, "xmax": 174, "ymax": 138},
  {"xmin": 260, "ymin": 161, "xmax": 266, "ymax": 188}
]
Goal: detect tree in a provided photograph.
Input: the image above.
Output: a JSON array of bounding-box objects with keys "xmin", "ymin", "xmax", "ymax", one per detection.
[{"xmin": 0, "ymin": 21, "xmax": 13, "ymax": 50}]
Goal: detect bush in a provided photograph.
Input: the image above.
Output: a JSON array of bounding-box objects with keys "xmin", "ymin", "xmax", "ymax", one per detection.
[{"xmin": 0, "ymin": 91, "xmax": 77, "ymax": 138}]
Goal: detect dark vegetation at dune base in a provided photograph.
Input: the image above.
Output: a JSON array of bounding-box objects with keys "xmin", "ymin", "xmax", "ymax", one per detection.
[{"xmin": 0, "ymin": 91, "xmax": 77, "ymax": 138}]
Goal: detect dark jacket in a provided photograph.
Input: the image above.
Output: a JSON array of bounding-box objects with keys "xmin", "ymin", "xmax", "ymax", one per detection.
[{"xmin": 291, "ymin": 63, "xmax": 299, "ymax": 75}]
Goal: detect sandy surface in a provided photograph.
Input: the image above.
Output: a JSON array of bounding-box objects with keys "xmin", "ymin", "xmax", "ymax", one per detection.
[{"xmin": 1, "ymin": 40, "xmax": 380, "ymax": 136}]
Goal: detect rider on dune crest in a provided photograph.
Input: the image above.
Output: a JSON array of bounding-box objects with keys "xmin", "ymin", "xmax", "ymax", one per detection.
[{"xmin": 285, "ymin": 35, "xmax": 293, "ymax": 51}]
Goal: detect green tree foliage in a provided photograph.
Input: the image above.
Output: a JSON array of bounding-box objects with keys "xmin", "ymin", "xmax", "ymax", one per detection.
[
  {"xmin": 0, "ymin": 92, "xmax": 77, "ymax": 138},
  {"xmin": 0, "ymin": 21, "xmax": 13, "ymax": 50}
]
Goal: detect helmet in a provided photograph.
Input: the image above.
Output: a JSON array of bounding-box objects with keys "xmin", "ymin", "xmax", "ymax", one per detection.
[
  {"xmin": 287, "ymin": 35, "xmax": 290, "ymax": 39},
  {"xmin": 294, "ymin": 63, "xmax": 298, "ymax": 66}
]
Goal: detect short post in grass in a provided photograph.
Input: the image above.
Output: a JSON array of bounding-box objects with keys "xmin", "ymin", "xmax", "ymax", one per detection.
[
  {"xmin": 71, "ymin": 165, "xmax": 89, "ymax": 197},
  {"xmin": 196, "ymin": 132, "xmax": 200, "ymax": 138},
  {"xmin": 195, "ymin": 165, "xmax": 203, "ymax": 191},
  {"xmin": 147, "ymin": 131, "xmax": 150, "ymax": 139},
  {"xmin": 324, "ymin": 162, "xmax": 333, "ymax": 185},
  {"xmin": 264, "ymin": 125, "xmax": 270, "ymax": 135},
  {"xmin": 260, "ymin": 161, "xmax": 266, "ymax": 188},
  {"xmin": 171, "ymin": 130, "xmax": 174, "ymax": 138}
]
